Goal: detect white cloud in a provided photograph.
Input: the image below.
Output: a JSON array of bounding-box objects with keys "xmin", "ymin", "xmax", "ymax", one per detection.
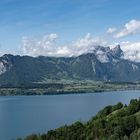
[
  {"xmin": 120, "ymin": 41, "xmax": 140, "ymax": 62},
  {"xmin": 107, "ymin": 27, "xmax": 117, "ymax": 33},
  {"xmin": 20, "ymin": 33, "xmax": 107, "ymax": 57},
  {"xmin": 21, "ymin": 34, "xmax": 59, "ymax": 56},
  {"xmin": 0, "ymin": 52, "xmax": 3, "ymax": 56},
  {"xmin": 114, "ymin": 19, "xmax": 140, "ymax": 38}
]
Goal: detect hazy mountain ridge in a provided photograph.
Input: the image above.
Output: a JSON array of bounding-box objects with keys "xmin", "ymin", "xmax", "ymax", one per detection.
[{"xmin": 0, "ymin": 45, "xmax": 140, "ymax": 87}]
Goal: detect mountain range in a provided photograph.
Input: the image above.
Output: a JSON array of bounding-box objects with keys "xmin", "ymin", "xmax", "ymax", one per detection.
[{"xmin": 0, "ymin": 45, "xmax": 140, "ymax": 87}]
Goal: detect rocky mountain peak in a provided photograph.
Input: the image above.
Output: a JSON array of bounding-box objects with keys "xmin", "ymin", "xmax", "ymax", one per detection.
[
  {"xmin": 111, "ymin": 45, "xmax": 123, "ymax": 58},
  {"xmin": 91, "ymin": 45, "xmax": 123, "ymax": 63}
]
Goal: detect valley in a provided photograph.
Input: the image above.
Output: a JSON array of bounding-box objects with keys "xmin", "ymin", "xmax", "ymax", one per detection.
[{"xmin": 1, "ymin": 80, "xmax": 140, "ymax": 95}]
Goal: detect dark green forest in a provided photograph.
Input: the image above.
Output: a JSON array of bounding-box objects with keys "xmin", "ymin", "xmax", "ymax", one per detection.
[{"xmin": 17, "ymin": 98, "xmax": 140, "ymax": 140}]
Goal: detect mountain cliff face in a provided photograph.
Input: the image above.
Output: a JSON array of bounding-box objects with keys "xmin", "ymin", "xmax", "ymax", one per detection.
[{"xmin": 0, "ymin": 45, "xmax": 140, "ymax": 87}]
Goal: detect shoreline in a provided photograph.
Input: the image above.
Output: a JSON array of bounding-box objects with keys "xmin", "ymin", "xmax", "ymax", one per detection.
[{"xmin": 0, "ymin": 87, "xmax": 140, "ymax": 96}]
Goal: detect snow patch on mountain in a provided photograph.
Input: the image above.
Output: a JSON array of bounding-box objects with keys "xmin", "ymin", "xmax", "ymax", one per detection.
[
  {"xmin": 0, "ymin": 54, "xmax": 13, "ymax": 75},
  {"xmin": 132, "ymin": 64, "xmax": 139, "ymax": 72},
  {"xmin": 0, "ymin": 62, "xmax": 6, "ymax": 75}
]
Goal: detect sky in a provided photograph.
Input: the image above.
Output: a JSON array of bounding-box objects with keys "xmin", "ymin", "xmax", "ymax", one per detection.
[{"xmin": 1, "ymin": 0, "xmax": 140, "ymax": 61}]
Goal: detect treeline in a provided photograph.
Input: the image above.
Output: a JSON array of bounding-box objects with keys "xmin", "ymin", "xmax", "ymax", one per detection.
[{"xmin": 17, "ymin": 98, "xmax": 140, "ymax": 140}]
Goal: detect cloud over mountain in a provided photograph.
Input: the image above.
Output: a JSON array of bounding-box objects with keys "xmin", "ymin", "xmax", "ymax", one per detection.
[
  {"xmin": 21, "ymin": 34, "xmax": 59, "ymax": 56},
  {"xmin": 20, "ymin": 33, "xmax": 107, "ymax": 57},
  {"xmin": 121, "ymin": 41, "xmax": 140, "ymax": 62},
  {"xmin": 0, "ymin": 18, "xmax": 137, "ymax": 63},
  {"xmin": 19, "ymin": 31, "xmax": 140, "ymax": 62}
]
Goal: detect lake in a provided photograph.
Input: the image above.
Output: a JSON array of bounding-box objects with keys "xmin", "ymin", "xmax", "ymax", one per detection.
[{"xmin": 1, "ymin": 90, "xmax": 140, "ymax": 140}]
